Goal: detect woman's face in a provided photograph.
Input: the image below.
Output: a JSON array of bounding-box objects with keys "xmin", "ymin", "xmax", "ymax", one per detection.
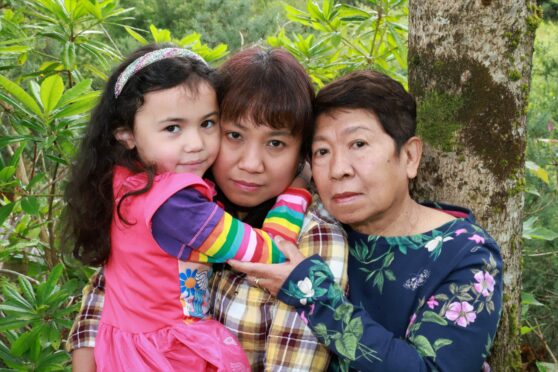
[
  {"xmin": 311, "ymin": 109, "xmax": 413, "ymax": 233},
  {"xmin": 212, "ymin": 118, "xmax": 302, "ymax": 207}
]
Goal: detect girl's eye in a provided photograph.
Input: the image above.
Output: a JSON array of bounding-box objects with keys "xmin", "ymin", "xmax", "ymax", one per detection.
[
  {"xmin": 202, "ymin": 119, "xmax": 217, "ymax": 129},
  {"xmin": 165, "ymin": 125, "xmax": 180, "ymax": 133},
  {"xmin": 268, "ymin": 139, "xmax": 285, "ymax": 148},
  {"xmin": 226, "ymin": 131, "xmax": 242, "ymax": 140}
]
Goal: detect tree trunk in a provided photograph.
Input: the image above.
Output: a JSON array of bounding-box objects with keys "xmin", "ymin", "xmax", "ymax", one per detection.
[{"xmin": 408, "ymin": 1, "xmax": 539, "ymax": 370}]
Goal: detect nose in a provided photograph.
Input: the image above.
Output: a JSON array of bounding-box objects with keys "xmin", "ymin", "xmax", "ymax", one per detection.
[
  {"xmin": 238, "ymin": 143, "xmax": 264, "ymax": 173},
  {"xmin": 183, "ymin": 128, "xmax": 204, "ymax": 153},
  {"xmin": 329, "ymin": 149, "xmax": 353, "ymax": 180}
]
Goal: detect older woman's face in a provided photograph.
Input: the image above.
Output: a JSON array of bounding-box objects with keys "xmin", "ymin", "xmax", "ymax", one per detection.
[
  {"xmin": 212, "ymin": 118, "xmax": 302, "ymax": 207},
  {"xmin": 311, "ymin": 109, "xmax": 410, "ymax": 232}
]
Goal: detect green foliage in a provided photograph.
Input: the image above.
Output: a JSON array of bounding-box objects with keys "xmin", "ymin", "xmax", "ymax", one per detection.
[
  {"xmin": 0, "ymin": 264, "xmax": 79, "ymax": 370},
  {"xmin": 267, "ymin": 0, "xmax": 408, "ymax": 87},
  {"xmin": 521, "ymin": 21, "xmax": 558, "ymax": 365}
]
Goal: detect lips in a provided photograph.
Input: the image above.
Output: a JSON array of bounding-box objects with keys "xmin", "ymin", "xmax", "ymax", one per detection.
[
  {"xmin": 332, "ymin": 192, "xmax": 361, "ymax": 203},
  {"xmin": 232, "ymin": 179, "xmax": 263, "ymax": 192}
]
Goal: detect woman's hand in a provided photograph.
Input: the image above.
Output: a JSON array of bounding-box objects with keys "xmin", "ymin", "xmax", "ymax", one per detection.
[{"xmin": 228, "ymin": 236, "xmax": 306, "ymax": 296}]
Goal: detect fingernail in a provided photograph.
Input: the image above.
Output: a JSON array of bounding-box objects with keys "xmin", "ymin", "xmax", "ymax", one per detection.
[{"xmin": 274, "ymin": 236, "xmax": 283, "ymax": 243}]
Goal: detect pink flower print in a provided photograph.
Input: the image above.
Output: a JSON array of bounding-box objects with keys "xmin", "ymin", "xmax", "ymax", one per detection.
[
  {"xmin": 445, "ymin": 301, "xmax": 477, "ymax": 327},
  {"xmin": 300, "ymin": 311, "xmax": 309, "ymax": 325},
  {"xmin": 427, "ymin": 296, "xmax": 439, "ymax": 309},
  {"xmin": 405, "ymin": 313, "xmax": 417, "ymax": 338},
  {"xmin": 468, "ymin": 234, "xmax": 485, "ymax": 244},
  {"xmin": 455, "ymin": 228, "xmax": 468, "ymax": 236},
  {"xmin": 474, "ymin": 271, "xmax": 495, "ymax": 297},
  {"xmin": 309, "ymin": 303, "xmax": 316, "ymax": 316}
]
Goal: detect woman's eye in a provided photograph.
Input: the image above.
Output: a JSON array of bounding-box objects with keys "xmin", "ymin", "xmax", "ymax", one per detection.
[
  {"xmin": 226, "ymin": 131, "xmax": 242, "ymax": 140},
  {"xmin": 313, "ymin": 148, "xmax": 329, "ymax": 157},
  {"xmin": 165, "ymin": 125, "xmax": 180, "ymax": 133},
  {"xmin": 352, "ymin": 140, "xmax": 367, "ymax": 148},
  {"xmin": 268, "ymin": 140, "xmax": 285, "ymax": 148},
  {"xmin": 202, "ymin": 119, "xmax": 217, "ymax": 129}
]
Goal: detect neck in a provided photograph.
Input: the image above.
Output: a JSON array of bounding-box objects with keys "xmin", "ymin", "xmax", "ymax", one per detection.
[{"xmin": 351, "ymin": 194, "xmax": 422, "ymax": 237}]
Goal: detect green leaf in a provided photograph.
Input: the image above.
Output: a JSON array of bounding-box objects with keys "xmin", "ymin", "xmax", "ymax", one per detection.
[
  {"xmin": 433, "ymin": 338, "xmax": 453, "ymax": 351},
  {"xmin": 10, "ymin": 331, "xmax": 35, "ymax": 357},
  {"xmin": 42, "ymin": 264, "xmax": 65, "ymax": 298},
  {"xmin": 48, "ymin": 326, "xmax": 61, "ymax": 350},
  {"xmin": 422, "ymin": 311, "xmax": 448, "ymax": 326},
  {"xmin": 412, "ymin": 335, "xmax": 436, "ymax": 358},
  {"xmin": 0, "ymin": 165, "xmax": 16, "ymax": 181},
  {"xmin": 125, "ymin": 26, "xmax": 148, "ymax": 45},
  {"xmin": 18, "ymin": 276, "xmax": 36, "ymax": 304},
  {"xmin": 40, "ymin": 75, "xmax": 64, "ymax": 114},
  {"xmin": 0, "ymin": 202, "xmax": 16, "ymax": 226},
  {"xmin": 0, "ymin": 75, "xmax": 42, "ymax": 116},
  {"xmin": 58, "ymin": 79, "xmax": 92, "ymax": 106},
  {"xmin": 521, "ymin": 292, "xmax": 544, "ymax": 306},
  {"xmin": 20, "ymin": 196, "xmax": 40, "ymax": 215},
  {"xmin": 525, "ymin": 160, "xmax": 549, "ymax": 183},
  {"xmin": 53, "ymin": 92, "xmax": 99, "ymax": 118},
  {"xmin": 334, "ymin": 331, "xmax": 358, "ymax": 360},
  {"xmin": 0, "ymin": 317, "xmax": 29, "ymax": 331}
]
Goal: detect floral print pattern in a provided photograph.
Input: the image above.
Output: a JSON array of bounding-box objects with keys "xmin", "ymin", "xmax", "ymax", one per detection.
[
  {"xmin": 277, "ymin": 203, "xmax": 503, "ymax": 371},
  {"xmin": 178, "ymin": 263, "xmax": 212, "ymax": 319}
]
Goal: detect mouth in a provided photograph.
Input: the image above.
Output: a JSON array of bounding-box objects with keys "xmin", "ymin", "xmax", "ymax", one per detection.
[
  {"xmin": 232, "ymin": 179, "xmax": 263, "ymax": 192},
  {"xmin": 181, "ymin": 159, "xmax": 206, "ymax": 166},
  {"xmin": 332, "ymin": 192, "xmax": 361, "ymax": 203}
]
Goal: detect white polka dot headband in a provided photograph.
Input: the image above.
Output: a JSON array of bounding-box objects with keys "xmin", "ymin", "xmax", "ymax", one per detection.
[{"xmin": 114, "ymin": 48, "xmax": 208, "ymax": 98}]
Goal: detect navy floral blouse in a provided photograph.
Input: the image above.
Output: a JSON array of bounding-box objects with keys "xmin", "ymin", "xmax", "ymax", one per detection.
[{"xmin": 277, "ymin": 203, "xmax": 503, "ymax": 371}]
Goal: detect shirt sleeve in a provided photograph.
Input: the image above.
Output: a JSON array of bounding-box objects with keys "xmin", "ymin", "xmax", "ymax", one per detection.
[
  {"xmin": 152, "ymin": 187, "xmax": 312, "ymax": 264},
  {"xmin": 265, "ymin": 221, "xmax": 349, "ymax": 371},
  {"xmin": 277, "ymin": 243, "xmax": 503, "ymax": 371},
  {"xmin": 65, "ymin": 270, "xmax": 105, "ymax": 352}
]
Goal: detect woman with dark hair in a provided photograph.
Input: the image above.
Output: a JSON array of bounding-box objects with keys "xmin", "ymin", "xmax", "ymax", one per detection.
[
  {"xmin": 231, "ymin": 70, "xmax": 503, "ymax": 372},
  {"xmin": 68, "ymin": 47, "xmax": 348, "ymax": 371}
]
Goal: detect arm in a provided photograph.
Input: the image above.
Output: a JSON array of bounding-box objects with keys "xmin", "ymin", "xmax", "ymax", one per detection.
[
  {"xmin": 265, "ymin": 219, "xmax": 350, "ymax": 371},
  {"xmin": 66, "ymin": 270, "xmax": 105, "ymax": 371},
  {"xmin": 152, "ymin": 187, "xmax": 311, "ymax": 264},
  {"xmin": 276, "ymin": 244, "xmax": 503, "ymax": 372}
]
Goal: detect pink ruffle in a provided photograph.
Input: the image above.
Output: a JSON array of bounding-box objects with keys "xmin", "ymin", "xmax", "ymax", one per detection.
[{"xmin": 95, "ymin": 320, "xmax": 250, "ymax": 372}]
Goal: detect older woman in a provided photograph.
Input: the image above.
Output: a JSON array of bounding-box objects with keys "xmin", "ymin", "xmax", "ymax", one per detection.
[{"xmin": 230, "ymin": 70, "xmax": 503, "ymax": 371}]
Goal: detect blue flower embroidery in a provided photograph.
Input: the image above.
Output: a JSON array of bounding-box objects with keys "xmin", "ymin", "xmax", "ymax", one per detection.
[{"xmin": 180, "ymin": 268, "xmax": 199, "ymax": 297}]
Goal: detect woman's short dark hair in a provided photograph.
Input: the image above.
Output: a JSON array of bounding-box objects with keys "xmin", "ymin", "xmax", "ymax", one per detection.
[
  {"xmin": 314, "ymin": 70, "xmax": 417, "ymax": 152},
  {"xmin": 217, "ymin": 47, "xmax": 315, "ymax": 157}
]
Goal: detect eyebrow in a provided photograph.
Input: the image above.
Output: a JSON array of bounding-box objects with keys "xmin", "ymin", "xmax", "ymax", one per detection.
[
  {"xmin": 313, "ymin": 125, "xmax": 372, "ymax": 142},
  {"xmin": 158, "ymin": 111, "xmax": 219, "ymax": 124},
  {"xmin": 232, "ymin": 121, "xmax": 292, "ymax": 137}
]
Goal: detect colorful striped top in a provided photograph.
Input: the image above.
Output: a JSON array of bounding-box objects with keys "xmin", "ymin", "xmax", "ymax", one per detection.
[{"xmin": 151, "ymin": 182, "xmax": 311, "ymax": 264}]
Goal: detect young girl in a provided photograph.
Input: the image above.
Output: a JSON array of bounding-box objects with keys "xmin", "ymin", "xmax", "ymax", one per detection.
[{"xmin": 63, "ymin": 44, "xmax": 311, "ymax": 371}]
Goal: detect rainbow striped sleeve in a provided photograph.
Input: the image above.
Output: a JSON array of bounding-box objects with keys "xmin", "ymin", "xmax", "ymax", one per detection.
[{"xmin": 188, "ymin": 188, "xmax": 312, "ymax": 264}]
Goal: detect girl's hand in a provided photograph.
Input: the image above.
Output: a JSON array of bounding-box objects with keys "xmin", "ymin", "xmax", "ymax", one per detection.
[
  {"xmin": 289, "ymin": 161, "xmax": 311, "ymax": 190},
  {"xmin": 228, "ymin": 236, "xmax": 305, "ymax": 296}
]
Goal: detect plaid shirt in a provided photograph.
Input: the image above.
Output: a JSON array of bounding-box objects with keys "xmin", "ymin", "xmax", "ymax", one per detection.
[{"xmin": 66, "ymin": 196, "xmax": 349, "ymax": 372}]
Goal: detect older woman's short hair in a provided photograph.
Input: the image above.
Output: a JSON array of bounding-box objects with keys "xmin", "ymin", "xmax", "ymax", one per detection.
[{"xmin": 314, "ymin": 70, "xmax": 416, "ymax": 152}]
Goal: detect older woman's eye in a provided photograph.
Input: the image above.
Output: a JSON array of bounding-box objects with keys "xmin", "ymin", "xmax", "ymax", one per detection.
[
  {"xmin": 352, "ymin": 140, "xmax": 367, "ymax": 148},
  {"xmin": 313, "ymin": 148, "xmax": 329, "ymax": 157}
]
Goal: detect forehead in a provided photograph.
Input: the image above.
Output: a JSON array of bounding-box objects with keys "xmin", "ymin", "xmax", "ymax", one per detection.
[{"xmin": 314, "ymin": 109, "xmax": 382, "ymax": 138}]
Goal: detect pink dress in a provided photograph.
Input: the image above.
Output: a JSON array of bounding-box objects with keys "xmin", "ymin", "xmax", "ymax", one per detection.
[{"xmin": 94, "ymin": 167, "xmax": 250, "ymax": 371}]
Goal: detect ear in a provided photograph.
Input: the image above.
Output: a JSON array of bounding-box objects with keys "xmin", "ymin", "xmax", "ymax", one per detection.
[
  {"xmin": 114, "ymin": 127, "xmax": 136, "ymax": 150},
  {"xmin": 401, "ymin": 136, "xmax": 422, "ymax": 179}
]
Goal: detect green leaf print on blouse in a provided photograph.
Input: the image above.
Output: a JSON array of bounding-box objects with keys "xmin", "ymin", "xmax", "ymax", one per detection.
[{"xmin": 352, "ymin": 221, "xmax": 462, "ymax": 293}]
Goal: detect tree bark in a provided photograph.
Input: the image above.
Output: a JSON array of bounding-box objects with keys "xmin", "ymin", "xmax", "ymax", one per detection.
[{"xmin": 408, "ymin": 1, "xmax": 539, "ymax": 370}]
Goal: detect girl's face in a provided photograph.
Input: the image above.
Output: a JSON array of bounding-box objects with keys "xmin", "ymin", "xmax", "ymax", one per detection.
[
  {"xmin": 116, "ymin": 83, "xmax": 220, "ymax": 177},
  {"xmin": 212, "ymin": 118, "xmax": 302, "ymax": 207}
]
